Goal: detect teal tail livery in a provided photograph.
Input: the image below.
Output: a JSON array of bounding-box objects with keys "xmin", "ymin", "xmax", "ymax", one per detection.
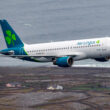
[
  {"xmin": 0, "ymin": 20, "xmax": 24, "ymax": 48},
  {"xmin": 0, "ymin": 19, "xmax": 110, "ymax": 67}
]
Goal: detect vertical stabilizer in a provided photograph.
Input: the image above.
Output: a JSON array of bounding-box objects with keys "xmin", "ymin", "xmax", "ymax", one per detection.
[{"xmin": 0, "ymin": 20, "xmax": 24, "ymax": 48}]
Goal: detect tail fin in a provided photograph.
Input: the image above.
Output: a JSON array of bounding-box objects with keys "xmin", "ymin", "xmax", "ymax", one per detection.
[{"xmin": 0, "ymin": 20, "xmax": 24, "ymax": 48}]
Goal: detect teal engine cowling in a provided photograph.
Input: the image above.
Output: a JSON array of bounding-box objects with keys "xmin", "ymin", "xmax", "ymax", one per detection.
[{"xmin": 53, "ymin": 56, "xmax": 73, "ymax": 67}]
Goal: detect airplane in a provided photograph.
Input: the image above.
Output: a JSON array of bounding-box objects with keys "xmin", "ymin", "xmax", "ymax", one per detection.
[{"xmin": 0, "ymin": 19, "xmax": 110, "ymax": 67}]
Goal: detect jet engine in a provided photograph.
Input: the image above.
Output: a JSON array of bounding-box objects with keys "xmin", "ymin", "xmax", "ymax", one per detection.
[
  {"xmin": 95, "ymin": 57, "xmax": 110, "ymax": 62},
  {"xmin": 53, "ymin": 56, "xmax": 73, "ymax": 67}
]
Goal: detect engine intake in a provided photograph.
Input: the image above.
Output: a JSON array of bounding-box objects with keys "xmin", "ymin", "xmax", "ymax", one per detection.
[{"xmin": 53, "ymin": 56, "xmax": 73, "ymax": 67}]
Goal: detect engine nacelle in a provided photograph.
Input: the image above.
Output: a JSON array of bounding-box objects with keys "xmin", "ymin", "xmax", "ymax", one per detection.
[
  {"xmin": 53, "ymin": 56, "xmax": 73, "ymax": 67},
  {"xmin": 95, "ymin": 57, "xmax": 110, "ymax": 62}
]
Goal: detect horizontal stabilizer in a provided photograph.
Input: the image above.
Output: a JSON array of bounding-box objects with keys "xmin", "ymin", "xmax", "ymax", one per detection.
[{"xmin": 0, "ymin": 51, "xmax": 14, "ymax": 55}]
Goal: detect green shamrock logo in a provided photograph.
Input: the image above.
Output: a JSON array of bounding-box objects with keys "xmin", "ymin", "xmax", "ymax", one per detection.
[
  {"xmin": 96, "ymin": 40, "xmax": 100, "ymax": 44},
  {"xmin": 5, "ymin": 30, "xmax": 16, "ymax": 46}
]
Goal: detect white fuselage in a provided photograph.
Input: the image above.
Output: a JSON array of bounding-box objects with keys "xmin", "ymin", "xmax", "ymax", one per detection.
[
  {"xmin": 2, "ymin": 20, "xmax": 110, "ymax": 67},
  {"xmin": 24, "ymin": 37, "xmax": 110, "ymax": 62}
]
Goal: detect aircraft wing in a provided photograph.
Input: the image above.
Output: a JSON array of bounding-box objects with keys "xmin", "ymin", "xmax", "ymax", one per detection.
[{"xmin": 0, "ymin": 51, "xmax": 85, "ymax": 61}]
